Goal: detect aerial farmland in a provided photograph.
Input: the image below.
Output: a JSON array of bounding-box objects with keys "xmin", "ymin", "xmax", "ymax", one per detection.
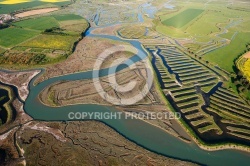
[{"xmin": 0, "ymin": 0, "xmax": 250, "ymax": 166}]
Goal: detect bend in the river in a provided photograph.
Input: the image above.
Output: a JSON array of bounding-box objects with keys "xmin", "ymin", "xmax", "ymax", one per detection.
[{"xmin": 24, "ymin": 23, "xmax": 250, "ymax": 166}]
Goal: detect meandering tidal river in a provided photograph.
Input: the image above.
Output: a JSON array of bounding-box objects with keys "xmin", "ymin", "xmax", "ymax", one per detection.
[{"xmin": 24, "ymin": 26, "xmax": 250, "ymax": 166}]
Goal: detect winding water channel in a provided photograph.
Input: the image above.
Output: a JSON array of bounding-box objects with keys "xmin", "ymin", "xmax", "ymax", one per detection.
[{"xmin": 23, "ymin": 25, "xmax": 250, "ymax": 166}]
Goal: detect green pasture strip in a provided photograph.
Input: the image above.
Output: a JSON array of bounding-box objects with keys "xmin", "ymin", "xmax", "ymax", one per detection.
[
  {"xmin": 53, "ymin": 14, "xmax": 83, "ymax": 21},
  {"xmin": 0, "ymin": 27, "xmax": 39, "ymax": 48},
  {"xmin": 204, "ymin": 32, "xmax": 250, "ymax": 73},
  {"xmin": 13, "ymin": 16, "xmax": 59, "ymax": 31},
  {"xmin": 162, "ymin": 9, "xmax": 204, "ymax": 28},
  {"xmin": 20, "ymin": 34, "xmax": 79, "ymax": 50}
]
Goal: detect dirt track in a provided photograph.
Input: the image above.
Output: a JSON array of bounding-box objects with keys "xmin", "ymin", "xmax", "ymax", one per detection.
[{"xmin": 15, "ymin": 8, "xmax": 59, "ymax": 18}]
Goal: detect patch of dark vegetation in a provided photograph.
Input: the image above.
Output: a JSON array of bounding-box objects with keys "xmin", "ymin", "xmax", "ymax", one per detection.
[
  {"xmin": 44, "ymin": 27, "xmax": 69, "ymax": 36},
  {"xmin": 0, "ymin": 23, "xmax": 9, "ymax": 30},
  {"xmin": 0, "ymin": 88, "xmax": 10, "ymax": 125},
  {"xmin": 232, "ymin": 43, "xmax": 250, "ymax": 101},
  {"xmin": 0, "ymin": 149, "xmax": 6, "ymax": 164}
]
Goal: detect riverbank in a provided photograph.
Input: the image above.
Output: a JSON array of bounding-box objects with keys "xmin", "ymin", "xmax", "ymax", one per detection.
[
  {"xmin": 16, "ymin": 120, "xmax": 198, "ymax": 166},
  {"xmin": 0, "ymin": 70, "xmax": 40, "ymax": 101}
]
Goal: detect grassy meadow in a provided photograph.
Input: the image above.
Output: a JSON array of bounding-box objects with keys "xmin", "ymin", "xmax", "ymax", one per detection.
[
  {"xmin": 13, "ymin": 16, "xmax": 59, "ymax": 31},
  {"xmin": 53, "ymin": 14, "xmax": 83, "ymax": 21},
  {"xmin": 162, "ymin": 9, "xmax": 204, "ymax": 28},
  {"xmin": 20, "ymin": 34, "xmax": 78, "ymax": 50},
  {"xmin": 154, "ymin": 0, "xmax": 250, "ymax": 74},
  {"xmin": 204, "ymin": 32, "xmax": 250, "ymax": 73},
  {"xmin": 185, "ymin": 10, "xmax": 226, "ymax": 36},
  {"xmin": 55, "ymin": 14, "xmax": 89, "ymax": 33},
  {"xmin": 0, "ymin": 27, "xmax": 39, "ymax": 47}
]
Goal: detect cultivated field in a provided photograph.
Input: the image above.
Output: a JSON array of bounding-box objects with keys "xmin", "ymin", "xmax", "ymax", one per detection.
[
  {"xmin": 154, "ymin": 0, "xmax": 250, "ymax": 49},
  {"xmin": 236, "ymin": 53, "xmax": 250, "ymax": 81},
  {"xmin": 0, "ymin": 14, "xmax": 89, "ymax": 68},
  {"xmin": 0, "ymin": 0, "xmax": 70, "ymax": 14},
  {"xmin": 13, "ymin": 16, "xmax": 59, "ymax": 31},
  {"xmin": 0, "ymin": 28, "xmax": 39, "ymax": 48},
  {"xmin": 20, "ymin": 34, "xmax": 78, "ymax": 50},
  {"xmin": 53, "ymin": 14, "xmax": 83, "ymax": 21},
  {"xmin": 161, "ymin": 9, "xmax": 204, "ymax": 28},
  {"xmin": 204, "ymin": 32, "xmax": 250, "ymax": 73}
]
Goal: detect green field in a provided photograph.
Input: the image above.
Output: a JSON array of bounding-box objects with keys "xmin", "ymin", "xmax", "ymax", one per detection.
[
  {"xmin": 204, "ymin": 32, "xmax": 250, "ymax": 73},
  {"xmin": 20, "ymin": 34, "xmax": 79, "ymax": 50},
  {"xmin": 53, "ymin": 14, "xmax": 83, "ymax": 21},
  {"xmin": 155, "ymin": 22, "xmax": 189, "ymax": 38},
  {"xmin": 13, "ymin": 16, "xmax": 59, "ymax": 31},
  {"xmin": 59, "ymin": 20, "xmax": 89, "ymax": 34},
  {"xmin": 0, "ymin": 1, "xmax": 71, "ymax": 14},
  {"xmin": 13, "ymin": 14, "xmax": 87, "ymax": 32},
  {"xmin": 185, "ymin": 10, "xmax": 226, "ymax": 36},
  {"xmin": 1, "ymin": 14, "xmax": 88, "ymax": 50},
  {"xmin": 0, "ymin": 13, "xmax": 88, "ymax": 68},
  {"xmin": 0, "ymin": 28, "xmax": 39, "ymax": 48},
  {"xmin": 162, "ymin": 9, "xmax": 204, "ymax": 28},
  {"xmin": 220, "ymin": 31, "xmax": 236, "ymax": 40}
]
